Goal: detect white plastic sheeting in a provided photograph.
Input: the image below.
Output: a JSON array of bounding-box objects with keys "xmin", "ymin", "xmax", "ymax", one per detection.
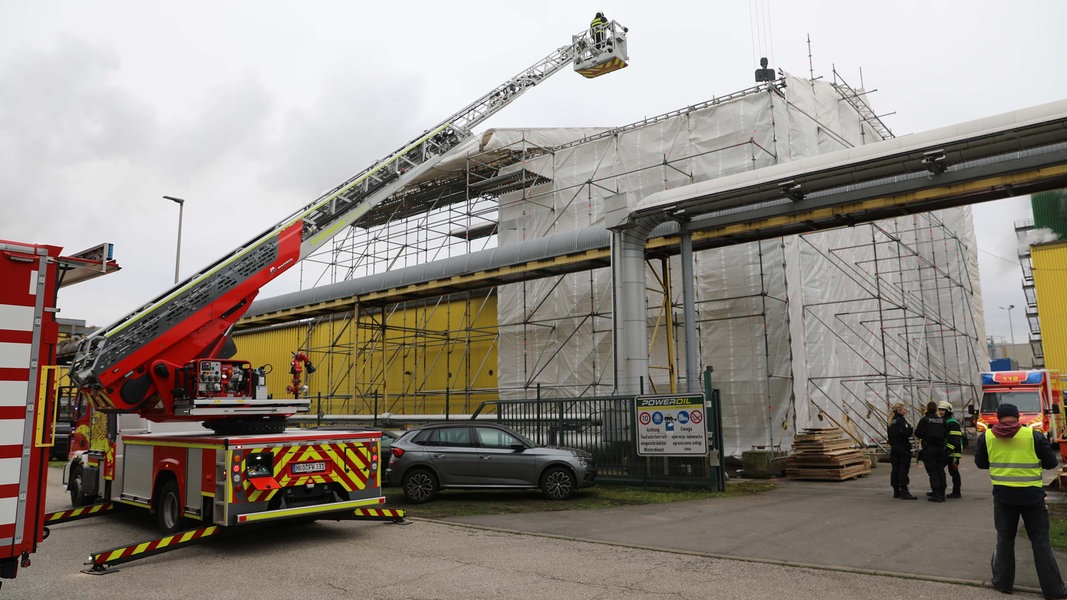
[{"xmin": 489, "ymin": 74, "xmax": 987, "ymax": 456}]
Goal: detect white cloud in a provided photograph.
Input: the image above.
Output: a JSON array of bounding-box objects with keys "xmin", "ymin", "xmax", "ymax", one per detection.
[{"xmin": 0, "ymin": 0, "xmax": 1064, "ymax": 341}]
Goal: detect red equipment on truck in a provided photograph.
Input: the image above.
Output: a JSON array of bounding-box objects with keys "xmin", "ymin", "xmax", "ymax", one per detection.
[
  {"xmin": 44, "ymin": 20, "xmax": 631, "ymax": 574},
  {"xmin": 287, "ymin": 351, "xmax": 316, "ymax": 397}
]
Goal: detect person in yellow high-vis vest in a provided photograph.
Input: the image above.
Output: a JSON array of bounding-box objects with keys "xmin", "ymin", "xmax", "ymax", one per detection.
[{"xmin": 975, "ymin": 403, "xmax": 1067, "ymax": 599}]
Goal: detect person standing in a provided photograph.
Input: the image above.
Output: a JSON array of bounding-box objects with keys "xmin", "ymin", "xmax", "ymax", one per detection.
[
  {"xmin": 917, "ymin": 400, "xmax": 937, "ymax": 467},
  {"xmin": 942, "ymin": 401, "xmax": 964, "ymax": 498},
  {"xmin": 888, "ymin": 403, "xmax": 917, "ymax": 499},
  {"xmin": 915, "ymin": 401, "xmax": 949, "ymax": 502},
  {"xmin": 975, "ymin": 403, "xmax": 1067, "ymax": 599},
  {"xmin": 590, "ymin": 12, "xmax": 608, "ymax": 47}
]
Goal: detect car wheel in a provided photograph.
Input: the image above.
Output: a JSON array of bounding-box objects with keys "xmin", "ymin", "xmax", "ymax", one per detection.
[
  {"xmin": 402, "ymin": 468, "xmax": 438, "ymax": 503},
  {"xmin": 541, "ymin": 466, "xmax": 576, "ymax": 500},
  {"xmin": 156, "ymin": 480, "xmax": 184, "ymax": 534}
]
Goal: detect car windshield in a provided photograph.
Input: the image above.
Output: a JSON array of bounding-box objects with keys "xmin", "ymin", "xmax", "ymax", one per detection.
[{"xmin": 980, "ymin": 390, "xmax": 1042, "ymax": 413}]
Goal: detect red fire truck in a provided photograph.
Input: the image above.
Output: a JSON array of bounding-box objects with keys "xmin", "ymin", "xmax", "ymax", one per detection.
[
  {"xmin": 0, "ymin": 240, "xmax": 119, "ymax": 585},
  {"xmin": 40, "ymin": 19, "xmax": 630, "ymax": 575},
  {"xmin": 973, "ymin": 370, "xmax": 1063, "ymax": 440}
]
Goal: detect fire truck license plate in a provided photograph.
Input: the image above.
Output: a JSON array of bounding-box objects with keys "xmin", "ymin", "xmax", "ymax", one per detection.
[{"xmin": 291, "ymin": 461, "xmax": 327, "ymax": 474}]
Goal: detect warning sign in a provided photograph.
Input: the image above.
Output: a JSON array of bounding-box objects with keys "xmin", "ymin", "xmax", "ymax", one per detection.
[{"xmin": 635, "ymin": 394, "xmax": 709, "ymax": 456}]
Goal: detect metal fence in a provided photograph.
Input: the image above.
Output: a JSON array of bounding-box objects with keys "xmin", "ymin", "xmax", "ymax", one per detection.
[
  {"xmin": 471, "ymin": 390, "xmax": 723, "ymax": 489},
  {"xmin": 295, "ymin": 370, "xmax": 726, "ymax": 489}
]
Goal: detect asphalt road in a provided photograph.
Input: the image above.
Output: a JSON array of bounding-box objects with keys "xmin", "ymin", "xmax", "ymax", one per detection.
[{"xmin": 1, "ymin": 462, "xmax": 1051, "ymax": 599}]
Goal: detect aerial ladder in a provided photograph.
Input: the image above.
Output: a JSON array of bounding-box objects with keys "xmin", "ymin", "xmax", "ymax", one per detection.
[
  {"xmin": 42, "ymin": 21, "xmax": 629, "ymax": 576},
  {"xmin": 68, "ymin": 20, "xmax": 629, "ymax": 435}
]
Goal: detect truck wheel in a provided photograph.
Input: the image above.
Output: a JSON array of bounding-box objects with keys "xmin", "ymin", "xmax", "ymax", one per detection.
[
  {"xmin": 401, "ymin": 468, "xmax": 437, "ymax": 503},
  {"xmin": 156, "ymin": 480, "xmax": 183, "ymax": 534},
  {"xmin": 68, "ymin": 464, "xmax": 88, "ymax": 507}
]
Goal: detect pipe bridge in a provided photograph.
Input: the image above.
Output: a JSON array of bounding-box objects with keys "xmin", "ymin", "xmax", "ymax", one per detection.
[{"xmin": 607, "ymin": 99, "xmax": 1067, "ymax": 394}]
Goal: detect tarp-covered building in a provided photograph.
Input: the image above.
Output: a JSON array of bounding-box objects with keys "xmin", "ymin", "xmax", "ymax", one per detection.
[{"xmin": 238, "ymin": 73, "xmax": 987, "ymax": 456}]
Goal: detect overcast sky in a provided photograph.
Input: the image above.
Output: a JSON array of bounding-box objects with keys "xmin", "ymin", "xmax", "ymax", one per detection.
[{"xmin": 2, "ymin": 1, "xmax": 1064, "ymax": 347}]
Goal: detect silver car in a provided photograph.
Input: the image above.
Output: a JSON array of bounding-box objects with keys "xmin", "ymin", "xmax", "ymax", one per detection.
[{"xmin": 386, "ymin": 423, "xmax": 596, "ymax": 503}]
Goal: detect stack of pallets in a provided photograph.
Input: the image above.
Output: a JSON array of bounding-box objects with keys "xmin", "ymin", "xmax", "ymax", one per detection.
[{"xmin": 785, "ymin": 427, "xmax": 871, "ymax": 481}]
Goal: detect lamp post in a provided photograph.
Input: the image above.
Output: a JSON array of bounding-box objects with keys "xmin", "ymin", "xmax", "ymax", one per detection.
[
  {"xmin": 999, "ymin": 304, "xmax": 1016, "ymax": 363},
  {"xmin": 163, "ymin": 196, "xmax": 185, "ymax": 284}
]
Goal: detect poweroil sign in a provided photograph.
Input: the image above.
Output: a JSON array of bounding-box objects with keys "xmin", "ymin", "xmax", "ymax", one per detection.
[{"xmin": 635, "ymin": 394, "xmax": 708, "ymax": 456}]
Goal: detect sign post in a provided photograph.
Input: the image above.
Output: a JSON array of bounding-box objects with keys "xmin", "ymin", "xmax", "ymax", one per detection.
[
  {"xmin": 634, "ymin": 394, "xmax": 708, "ymax": 456},
  {"xmin": 704, "ymin": 366, "xmax": 726, "ymax": 491}
]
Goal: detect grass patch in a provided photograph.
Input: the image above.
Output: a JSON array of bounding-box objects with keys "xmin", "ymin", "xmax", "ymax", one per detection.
[
  {"xmin": 1050, "ymin": 503, "xmax": 1067, "ymax": 550},
  {"xmin": 384, "ymin": 480, "xmax": 775, "ymax": 520}
]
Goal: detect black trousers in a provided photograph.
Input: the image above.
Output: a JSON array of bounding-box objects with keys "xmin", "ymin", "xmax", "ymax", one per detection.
[
  {"xmin": 992, "ymin": 497, "xmax": 1067, "ymax": 597},
  {"xmin": 889, "ymin": 448, "xmax": 911, "ymax": 492},
  {"xmin": 922, "ymin": 445, "xmax": 948, "ymax": 495},
  {"xmin": 948, "ymin": 458, "xmax": 961, "ymax": 493}
]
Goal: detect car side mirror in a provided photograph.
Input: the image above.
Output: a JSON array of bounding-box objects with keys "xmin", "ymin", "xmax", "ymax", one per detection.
[
  {"xmin": 967, "ymin": 405, "xmax": 977, "ymax": 416},
  {"xmin": 510, "ymin": 443, "xmax": 526, "ymax": 452}
]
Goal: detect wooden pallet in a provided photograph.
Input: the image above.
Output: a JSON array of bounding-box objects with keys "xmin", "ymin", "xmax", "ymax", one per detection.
[
  {"xmin": 792, "ymin": 438, "xmax": 853, "ymax": 452},
  {"xmin": 787, "ymin": 448, "xmax": 868, "ymax": 466},
  {"xmin": 786, "ymin": 460, "xmax": 871, "ymax": 481},
  {"xmin": 792, "ymin": 428, "xmax": 854, "ymax": 452},
  {"xmin": 785, "ymin": 427, "xmax": 872, "ymax": 481}
]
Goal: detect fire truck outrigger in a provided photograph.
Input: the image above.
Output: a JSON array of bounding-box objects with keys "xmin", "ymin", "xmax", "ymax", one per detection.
[{"xmin": 46, "ymin": 20, "xmax": 630, "ymax": 574}]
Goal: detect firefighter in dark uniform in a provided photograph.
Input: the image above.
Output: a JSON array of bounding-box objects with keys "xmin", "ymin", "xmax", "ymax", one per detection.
[
  {"xmin": 942, "ymin": 401, "xmax": 964, "ymax": 498},
  {"xmin": 917, "ymin": 400, "xmax": 937, "ymax": 465},
  {"xmin": 887, "ymin": 403, "xmax": 917, "ymax": 499},
  {"xmin": 914, "ymin": 400, "xmax": 949, "ymax": 502},
  {"xmin": 590, "ymin": 12, "xmax": 608, "ymax": 47}
]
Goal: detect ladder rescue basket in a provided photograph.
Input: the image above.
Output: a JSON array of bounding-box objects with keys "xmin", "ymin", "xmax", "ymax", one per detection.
[{"xmin": 574, "ymin": 20, "xmax": 629, "ymax": 79}]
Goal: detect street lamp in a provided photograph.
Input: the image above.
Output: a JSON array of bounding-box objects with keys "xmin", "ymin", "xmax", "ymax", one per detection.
[
  {"xmin": 163, "ymin": 196, "xmax": 185, "ymax": 284},
  {"xmin": 999, "ymin": 304, "xmax": 1016, "ymax": 363}
]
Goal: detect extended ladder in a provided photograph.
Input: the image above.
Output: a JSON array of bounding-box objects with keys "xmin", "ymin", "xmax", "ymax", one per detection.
[{"xmin": 70, "ymin": 21, "xmax": 630, "ymax": 418}]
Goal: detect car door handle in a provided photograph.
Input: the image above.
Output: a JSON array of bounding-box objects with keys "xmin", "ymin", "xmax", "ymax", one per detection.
[
  {"xmin": 433, "ymin": 454, "xmax": 446, "ymax": 459},
  {"xmin": 480, "ymin": 456, "xmax": 492, "ymax": 460}
]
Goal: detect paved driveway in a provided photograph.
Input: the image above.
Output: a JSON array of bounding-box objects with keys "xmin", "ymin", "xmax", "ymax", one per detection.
[
  {"xmin": 7, "ymin": 459, "xmax": 1057, "ymax": 599},
  {"xmin": 445, "ymin": 453, "xmax": 1067, "ymax": 593}
]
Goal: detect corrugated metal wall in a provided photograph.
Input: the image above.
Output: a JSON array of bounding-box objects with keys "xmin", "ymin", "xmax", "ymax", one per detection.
[
  {"xmin": 232, "ymin": 293, "xmax": 499, "ymax": 417},
  {"xmin": 1032, "ymin": 189, "xmax": 1067, "ymax": 239},
  {"xmin": 1031, "ymin": 241, "xmax": 1067, "ymax": 373}
]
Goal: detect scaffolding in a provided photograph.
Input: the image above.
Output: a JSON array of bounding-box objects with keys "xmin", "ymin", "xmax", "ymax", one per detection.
[{"xmin": 234, "ymin": 72, "xmax": 987, "ymax": 456}]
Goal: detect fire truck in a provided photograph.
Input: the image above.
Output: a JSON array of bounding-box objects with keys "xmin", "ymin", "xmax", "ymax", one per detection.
[
  {"xmin": 0, "ymin": 240, "xmax": 119, "ymax": 585},
  {"xmin": 973, "ymin": 369, "xmax": 1063, "ymax": 441},
  {"xmin": 38, "ymin": 20, "xmax": 631, "ymax": 575}
]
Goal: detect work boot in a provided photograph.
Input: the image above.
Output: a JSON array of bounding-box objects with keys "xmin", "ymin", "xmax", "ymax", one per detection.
[
  {"xmin": 900, "ymin": 489, "xmax": 917, "ymax": 500},
  {"xmin": 947, "ymin": 491, "xmax": 962, "ymax": 499},
  {"xmin": 893, "ymin": 489, "xmax": 901, "ymax": 498},
  {"xmin": 928, "ymin": 494, "xmax": 945, "ymax": 503},
  {"xmin": 926, "ymin": 491, "xmax": 935, "ymax": 497}
]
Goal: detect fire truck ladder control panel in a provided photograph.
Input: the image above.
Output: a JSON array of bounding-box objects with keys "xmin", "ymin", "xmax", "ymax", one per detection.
[{"xmin": 69, "ymin": 21, "xmax": 629, "ymax": 432}]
